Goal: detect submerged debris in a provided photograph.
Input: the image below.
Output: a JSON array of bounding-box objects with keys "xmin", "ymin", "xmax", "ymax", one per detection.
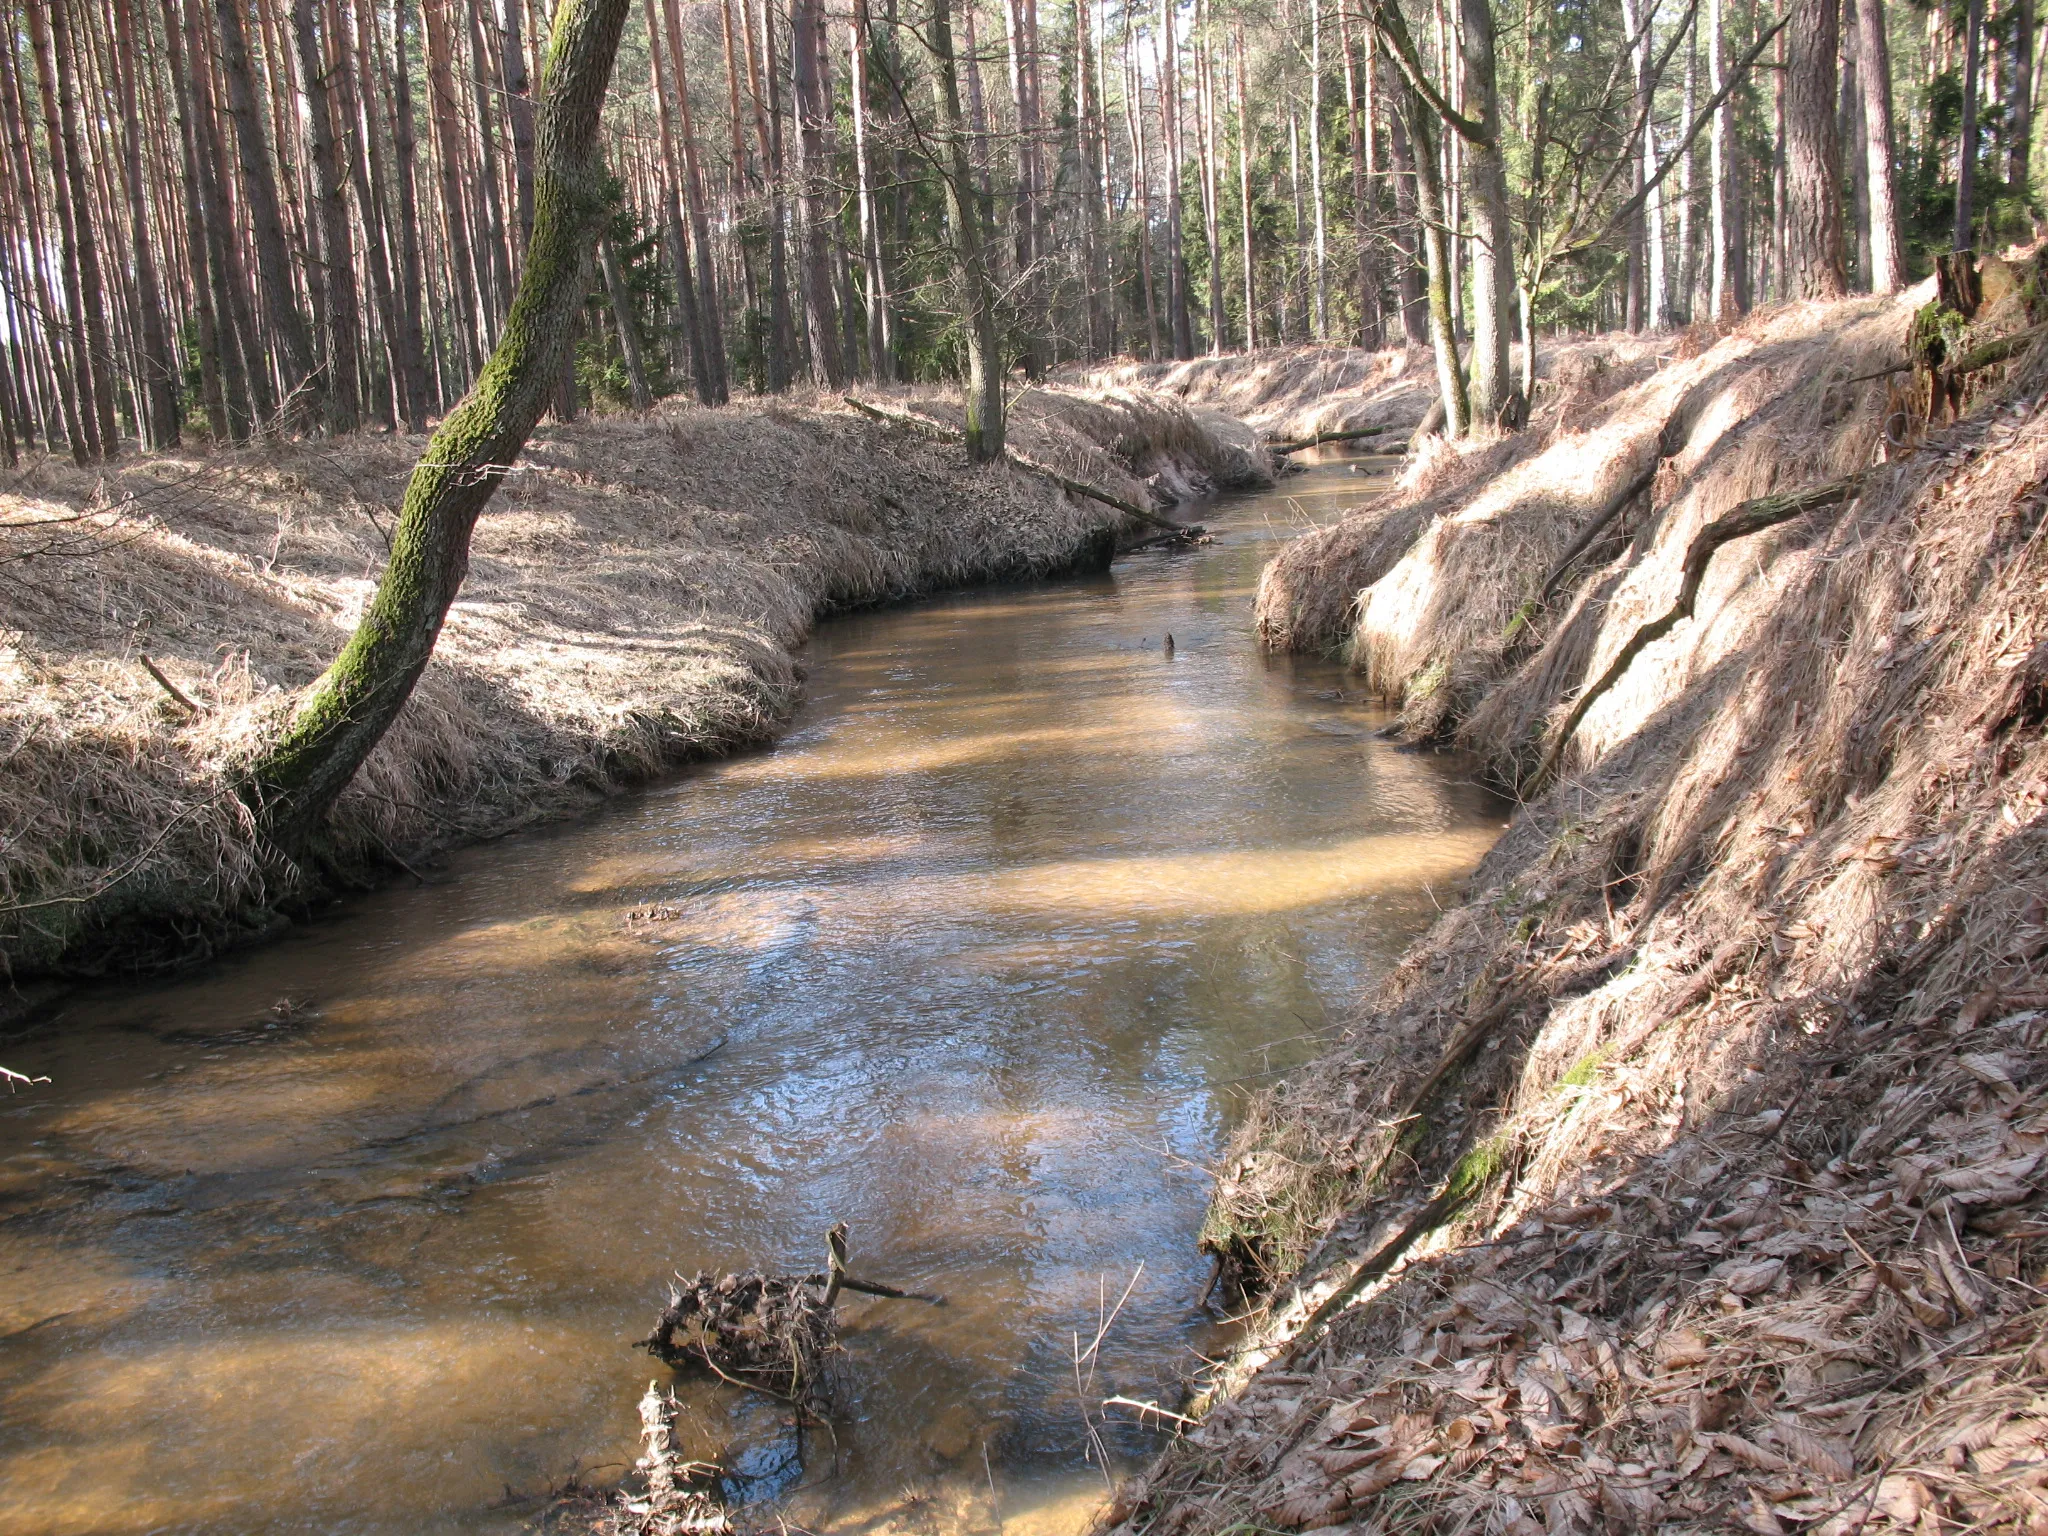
[{"xmin": 642, "ymin": 1269, "xmax": 841, "ymax": 1408}]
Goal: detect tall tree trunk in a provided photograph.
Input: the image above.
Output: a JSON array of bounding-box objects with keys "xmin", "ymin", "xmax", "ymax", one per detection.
[
  {"xmin": 1619, "ymin": 0, "xmax": 1651, "ymax": 330},
  {"xmin": 2012, "ymin": 0, "xmax": 2035, "ymax": 191},
  {"xmin": 1197, "ymin": 20, "xmax": 1225, "ymax": 352},
  {"xmin": 601, "ymin": 234, "xmax": 653, "ymax": 407},
  {"xmin": 790, "ymin": 0, "xmax": 844, "ymax": 384},
  {"xmin": 1857, "ymin": 0, "xmax": 1904, "ymax": 289},
  {"xmin": 1956, "ymin": 0, "xmax": 1984, "ymax": 249},
  {"xmin": 926, "ymin": 0, "xmax": 1004, "ymax": 460},
  {"xmin": 25, "ymin": 0, "xmax": 106, "ymax": 457},
  {"xmin": 293, "ymin": 0, "xmax": 360, "ymax": 431},
  {"xmin": 112, "ymin": 0, "xmax": 179, "ymax": 447},
  {"xmin": 1459, "ymin": 0, "xmax": 1515, "ymax": 425},
  {"xmin": 1708, "ymin": 0, "xmax": 1740, "ymax": 315},
  {"xmin": 1394, "ymin": 70, "xmax": 1467, "ymax": 433},
  {"xmin": 1126, "ymin": 20, "xmax": 1161, "ymax": 359},
  {"xmin": 213, "ymin": 0, "xmax": 317, "ymax": 415},
  {"xmin": 504, "ymin": 0, "xmax": 537, "ymax": 260},
  {"xmin": 643, "ymin": 0, "xmax": 711, "ymax": 399},
  {"xmin": 1308, "ymin": 0, "xmax": 1328, "ymax": 338},
  {"xmin": 341, "ymin": 0, "xmax": 405, "ymax": 429},
  {"xmin": 0, "ymin": 15, "xmax": 85, "ymax": 458},
  {"xmin": 1234, "ymin": 24, "xmax": 1259, "ymax": 349},
  {"xmin": 1160, "ymin": 0, "xmax": 1194, "ymax": 357},
  {"xmin": 244, "ymin": 0, "xmax": 633, "ymax": 846},
  {"xmin": 851, "ymin": 0, "xmax": 895, "ymax": 378},
  {"xmin": 1384, "ymin": 61, "xmax": 1428, "ymax": 344},
  {"xmin": 749, "ymin": 0, "xmax": 798, "ymax": 387},
  {"xmin": 661, "ymin": 0, "xmax": 731, "ymax": 401},
  {"xmin": 1339, "ymin": 0, "xmax": 1382, "ymax": 349},
  {"xmin": 159, "ymin": 0, "xmax": 230, "ymax": 439},
  {"xmin": 1786, "ymin": 0, "xmax": 1848, "ymax": 292},
  {"xmin": 391, "ymin": 0, "xmax": 433, "ymax": 426}
]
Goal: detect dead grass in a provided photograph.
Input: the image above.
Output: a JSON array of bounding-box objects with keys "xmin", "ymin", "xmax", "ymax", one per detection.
[
  {"xmin": 1101, "ymin": 290, "xmax": 2048, "ymax": 1535},
  {"xmin": 0, "ymin": 385, "xmax": 1236, "ymax": 980}
]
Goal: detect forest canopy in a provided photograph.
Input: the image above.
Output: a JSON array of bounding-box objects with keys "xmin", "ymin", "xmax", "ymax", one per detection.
[{"xmin": 0, "ymin": 0, "xmax": 2026, "ymax": 458}]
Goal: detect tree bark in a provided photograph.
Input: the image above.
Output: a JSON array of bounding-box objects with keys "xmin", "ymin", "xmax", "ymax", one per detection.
[
  {"xmin": 1855, "ymin": 0, "xmax": 1903, "ymax": 290},
  {"xmin": 601, "ymin": 235, "xmax": 653, "ymax": 408},
  {"xmin": 660, "ymin": 0, "xmax": 731, "ymax": 401},
  {"xmin": 1785, "ymin": 0, "xmax": 1848, "ymax": 295},
  {"xmin": 2012, "ymin": 0, "xmax": 2035, "ymax": 192},
  {"xmin": 391, "ymin": 0, "xmax": 433, "ymax": 426},
  {"xmin": 926, "ymin": 0, "xmax": 1004, "ymax": 461},
  {"xmin": 213, "ymin": 0, "xmax": 318, "ymax": 414},
  {"xmin": 293, "ymin": 0, "xmax": 360, "ymax": 431},
  {"xmin": 159, "ymin": 0, "xmax": 231, "ymax": 440},
  {"xmin": 112, "ymin": 0, "xmax": 179, "ymax": 448},
  {"xmin": 243, "ymin": 0, "xmax": 633, "ymax": 846},
  {"xmin": 1956, "ymin": 0, "xmax": 1984, "ymax": 249},
  {"xmin": 1459, "ymin": 0, "xmax": 1516, "ymax": 425},
  {"xmin": 791, "ymin": 0, "xmax": 845, "ymax": 385}
]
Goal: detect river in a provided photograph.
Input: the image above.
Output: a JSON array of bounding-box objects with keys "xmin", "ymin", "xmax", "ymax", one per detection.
[{"xmin": 0, "ymin": 453, "xmax": 1503, "ymax": 1536}]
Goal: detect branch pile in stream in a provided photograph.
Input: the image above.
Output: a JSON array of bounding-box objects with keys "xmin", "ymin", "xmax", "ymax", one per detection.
[{"xmin": 639, "ymin": 1223, "xmax": 941, "ymax": 1413}]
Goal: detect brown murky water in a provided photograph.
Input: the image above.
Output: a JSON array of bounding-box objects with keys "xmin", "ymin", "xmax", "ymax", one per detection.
[{"xmin": 0, "ymin": 455, "xmax": 1503, "ymax": 1536}]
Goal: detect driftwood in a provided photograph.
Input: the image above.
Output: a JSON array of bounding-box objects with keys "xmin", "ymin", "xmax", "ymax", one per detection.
[
  {"xmin": 1266, "ymin": 424, "xmax": 1408, "ymax": 454},
  {"xmin": 641, "ymin": 1225, "xmax": 940, "ymax": 1411},
  {"xmin": 843, "ymin": 395, "xmax": 1202, "ymax": 538},
  {"xmin": 613, "ymin": 1383, "xmax": 728, "ymax": 1536},
  {"xmin": 138, "ymin": 654, "xmax": 199, "ymax": 713},
  {"xmin": 1530, "ymin": 473, "xmax": 1866, "ymax": 792}
]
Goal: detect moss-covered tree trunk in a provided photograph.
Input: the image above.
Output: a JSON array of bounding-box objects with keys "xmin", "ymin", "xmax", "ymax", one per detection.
[{"xmin": 241, "ymin": 0, "xmax": 632, "ymax": 846}]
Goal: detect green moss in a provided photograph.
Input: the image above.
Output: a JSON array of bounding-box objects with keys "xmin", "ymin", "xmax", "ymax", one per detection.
[
  {"xmin": 1446, "ymin": 1134, "xmax": 1509, "ymax": 1204},
  {"xmin": 1558, "ymin": 1047, "xmax": 1609, "ymax": 1090},
  {"xmin": 1501, "ymin": 598, "xmax": 1540, "ymax": 646}
]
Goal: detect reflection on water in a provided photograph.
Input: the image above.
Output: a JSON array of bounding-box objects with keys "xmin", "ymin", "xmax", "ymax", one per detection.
[{"xmin": 0, "ymin": 455, "xmax": 1502, "ymax": 1536}]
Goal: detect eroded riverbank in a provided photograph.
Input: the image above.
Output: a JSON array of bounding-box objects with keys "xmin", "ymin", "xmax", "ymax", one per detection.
[{"xmin": 0, "ymin": 456, "xmax": 1503, "ymax": 1536}]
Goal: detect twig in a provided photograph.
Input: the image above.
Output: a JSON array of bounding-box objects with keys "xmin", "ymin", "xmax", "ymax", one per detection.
[
  {"xmin": 1, "ymin": 1065, "xmax": 50, "ymax": 1091},
  {"xmin": 137, "ymin": 653, "xmax": 199, "ymax": 714},
  {"xmin": 1103, "ymin": 1395, "xmax": 1200, "ymax": 1429},
  {"xmin": 1539, "ymin": 457, "xmax": 1660, "ymax": 601}
]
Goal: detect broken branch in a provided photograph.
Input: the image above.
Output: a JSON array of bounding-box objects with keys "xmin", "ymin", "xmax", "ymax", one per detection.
[{"xmin": 1531, "ymin": 473, "xmax": 1866, "ymax": 791}]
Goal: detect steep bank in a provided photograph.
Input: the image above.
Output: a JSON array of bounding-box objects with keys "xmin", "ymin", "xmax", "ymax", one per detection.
[
  {"xmin": 1107, "ymin": 288, "xmax": 2048, "ymax": 1535},
  {"xmin": 0, "ymin": 385, "xmax": 1266, "ymax": 982},
  {"xmin": 1073, "ymin": 337, "xmax": 1666, "ymax": 446}
]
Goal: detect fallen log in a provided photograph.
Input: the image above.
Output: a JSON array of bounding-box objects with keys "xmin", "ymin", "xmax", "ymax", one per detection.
[
  {"xmin": 1530, "ymin": 473, "xmax": 1867, "ymax": 793},
  {"xmin": 843, "ymin": 395, "xmax": 1200, "ymax": 537},
  {"xmin": 1265, "ymin": 424, "xmax": 1408, "ymax": 453}
]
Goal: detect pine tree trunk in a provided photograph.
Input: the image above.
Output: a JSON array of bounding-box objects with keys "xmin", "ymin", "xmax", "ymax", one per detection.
[
  {"xmin": 660, "ymin": 0, "xmax": 731, "ymax": 400},
  {"xmin": 1786, "ymin": 0, "xmax": 1849, "ymax": 293},
  {"xmin": 2011, "ymin": 0, "xmax": 2034, "ymax": 191},
  {"xmin": 159, "ymin": 0, "xmax": 231, "ymax": 439},
  {"xmin": 0, "ymin": 16, "xmax": 85, "ymax": 458},
  {"xmin": 1956, "ymin": 0, "xmax": 1984, "ymax": 249},
  {"xmin": 390, "ymin": 0, "xmax": 433, "ymax": 426},
  {"xmin": 112, "ymin": 0, "xmax": 179, "ymax": 447},
  {"xmin": 213, "ymin": 0, "xmax": 317, "ymax": 417},
  {"xmin": 642, "ymin": 0, "xmax": 711, "ymax": 400},
  {"xmin": 1339, "ymin": 0, "xmax": 1381, "ymax": 349},
  {"xmin": 750, "ymin": 0, "xmax": 798, "ymax": 388},
  {"xmin": 1234, "ymin": 25, "xmax": 1259, "ymax": 350},
  {"xmin": 1459, "ymin": 0, "xmax": 1516, "ymax": 426},
  {"xmin": 294, "ymin": 0, "xmax": 360, "ymax": 431},
  {"xmin": 790, "ymin": 0, "xmax": 845, "ymax": 384},
  {"xmin": 927, "ymin": 0, "xmax": 1004, "ymax": 461},
  {"xmin": 851, "ymin": 0, "xmax": 895, "ymax": 379},
  {"xmin": 504, "ymin": 0, "xmax": 537, "ymax": 258},
  {"xmin": 243, "ymin": 0, "xmax": 633, "ymax": 847},
  {"xmin": 1709, "ymin": 0, "xmax": 1739, "ymax": 316},
  {"xmin": 1857, "ymin": 0, "xmax": 1905, "ymax": 289},
  {"xmin": 601, "ymin": 235, "xmax": 653, "ymax": 408},
  {"xmin": 1397, "ymin": 73, "xmax": 1467, "ymax": 434},
  {"xmin": 1385, "ymin": 69, "xmax": 1428, "ymax": 344}
]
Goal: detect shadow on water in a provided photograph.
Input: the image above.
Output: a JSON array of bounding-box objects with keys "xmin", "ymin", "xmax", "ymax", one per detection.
[{"xmin": 0, "ymin": 451, "xmax": 1505, "ymax": 1536}]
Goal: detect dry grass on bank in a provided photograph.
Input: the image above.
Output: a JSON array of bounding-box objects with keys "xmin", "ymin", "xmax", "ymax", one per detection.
[
  {"xmin": 1103, "ymin": 296, "xmax": 2048, "ymax": 1535},
  {"xmin": 0, "ymin": 383, "xmax": 1234, "ymax": 981}
]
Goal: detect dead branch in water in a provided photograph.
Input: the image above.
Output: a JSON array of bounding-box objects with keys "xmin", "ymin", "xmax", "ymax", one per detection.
[
  {"xmin": 641, "ymin": 1225, "xmax": 940, "ymax": 1414},
  {"xmin": 1531, "ymin": 473, "xmax": 1867, "ymax": 792},
  {"xmin": 842, "ymin": 394, "xmax": 1201, "ymax": 537}
]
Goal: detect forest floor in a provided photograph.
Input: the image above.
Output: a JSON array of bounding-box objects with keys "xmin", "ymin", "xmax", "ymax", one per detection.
[
  {"xmin": 0, "ymin": 382, "xmax": 1267, "ymax": 986},
  {"xmin": 1097, "ymin": 285, "xmax": 2048, "ymax": 1536}
]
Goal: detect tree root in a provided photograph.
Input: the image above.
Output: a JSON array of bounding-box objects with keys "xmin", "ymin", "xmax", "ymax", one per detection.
[{"xmin": 1530, "ymin": 472, "xmax": 1867, "ymax": 793}]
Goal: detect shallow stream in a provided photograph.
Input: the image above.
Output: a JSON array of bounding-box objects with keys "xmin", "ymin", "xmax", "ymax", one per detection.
[{"xmin": 0, "ymin": 455, "xmax": 1503, "ymax": 1535}]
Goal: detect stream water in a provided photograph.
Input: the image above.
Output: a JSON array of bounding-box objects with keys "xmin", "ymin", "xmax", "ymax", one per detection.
[{"xmin": 0, "ymin": 454, "xmax": 1503, "ymax": 1536}]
